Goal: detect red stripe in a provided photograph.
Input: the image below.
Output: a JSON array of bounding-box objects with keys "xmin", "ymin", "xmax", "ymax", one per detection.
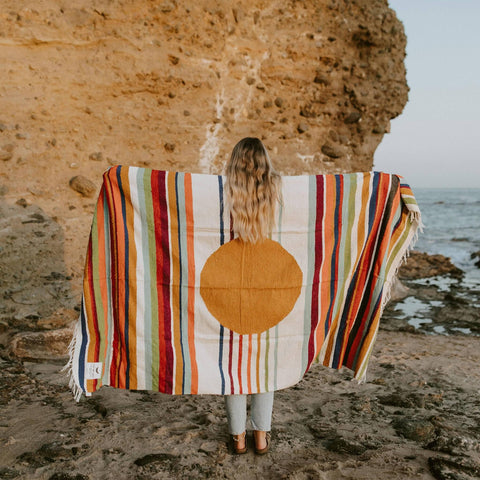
[
  {"xmin": 307, "ymin": 176, "xmax": 324, "ymax": 366},
  {"xmin": 152, "ymin": 171, "xmax": 174, "ymax": 394},
  {"xmin": 159, "ymin": 173, "xmax": 174, "ymax": 393},
  {"xmin": 238, "ymin": 335, "xmax": 243, "ymax": 394},
  {"xmin": 151, "ymin": 171, "xmax": 167, "ymax": 392}
]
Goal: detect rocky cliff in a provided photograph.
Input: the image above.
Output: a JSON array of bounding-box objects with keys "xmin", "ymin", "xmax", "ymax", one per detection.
[
  {"xmin": 0, "ymin": 0, "xmax": 408, "ymax": 353},
  {"xmin": 1, "ymin": 0, "xmax": 407, "ymax": 177}
]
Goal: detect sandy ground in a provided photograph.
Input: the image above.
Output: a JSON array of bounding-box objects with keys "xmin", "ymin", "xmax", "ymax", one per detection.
[{"xmin": 1, "ymin": 328, "xmax": 480, "ymax": 480}]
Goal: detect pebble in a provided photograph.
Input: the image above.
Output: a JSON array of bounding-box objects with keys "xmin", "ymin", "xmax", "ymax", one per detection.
[
  {"xmin": 2, "ymin": 143, "xmax": 15, "ymax": 152},
  {"xmin": 321, "ymin": 143, "xmax": 343, "ymax": 158},
  {"xmin": 134, "ymin": 453, "xmax": 177, "ymax": 466},
  {"xmin": 69, "ymin": 175, "xmax": 96, "ymax": 197},
  {"xmin": 392, "ymin": 417, "xmax": 436, "ymax": 444},
  {"xmin": 324, "ymin": 434, "xmax": 368, "ymax": 455},
  {"xmin": 164, "ymin": 143, "xmax": 175, "ymax": 152},
  {"xmin": 274, "ymin": 97, "xmax": 284, "ymax": 108},
  {"xmin": 297, "ymin": 123, "xmax": 310, "ymax": 134},
  {"xmin": 10, "ymin": 328, "xmax": 73, "ymax": 361},
  {"xmin": 0, "ymin": 152, "xmax": 13, "ymax": 161},
  {"xmin": 88, "ymin": 152, "xmax": 103, "ymax": 162},
  {"xmin": 428, "ymin": 457, "xmax": 480, "ymax": 480},
  {"xmin": 314, "ymin": 74, "xmax": 330, "ymax": 85},
  {"xmin": 470, "ymin": 251, "xmax": 480, "ymax": 268},
  {"xmin": 344, "ymin": 111, "xmax": 362, "ymax": 124},
  {"xmin": 159, "ymin": 1, "xmax": 176, "ymax": 13},
  {"xmin": 199, "ymin": 441, "xmax": 218, "ymax": 454}
]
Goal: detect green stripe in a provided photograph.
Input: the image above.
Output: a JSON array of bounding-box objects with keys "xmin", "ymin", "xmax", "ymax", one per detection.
[
  {"xmin": 90, "ymin": 194, "xmax": 106, "ymax": 385},
  {"xmin": 137, "ymin": 169, "xmax": 152, "ymax": 389},
  {"xmin": 145, "ymin": 170, "xmax": 159, "ymax": 390},
  {"xmin": 386, "ymin": 220, "xmax": 411, "ymax": 273}
]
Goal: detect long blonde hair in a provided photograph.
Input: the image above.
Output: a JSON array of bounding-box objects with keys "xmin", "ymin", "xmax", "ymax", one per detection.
[{"xmin": 225, "ymin": 137, "xmax": 282, "ymax": 243}]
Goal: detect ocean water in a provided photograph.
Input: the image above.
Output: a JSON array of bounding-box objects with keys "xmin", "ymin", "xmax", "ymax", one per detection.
[
  {"xmin": 413, "ymin": 188, "xmax": 480, "ymax": 285},
  {"xmin": 388, "ymin": 188, "xmax": 480, "ymax": 335}
]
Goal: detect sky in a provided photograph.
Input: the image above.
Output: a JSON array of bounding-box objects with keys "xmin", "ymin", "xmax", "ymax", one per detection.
[{"xmin": 374, "ymin": 0, "xmax": 480, "ymax": 188}]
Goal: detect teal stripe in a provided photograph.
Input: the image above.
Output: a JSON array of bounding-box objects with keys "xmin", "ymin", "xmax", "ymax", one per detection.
[
  {"xmin": 176, "ymin": 173, "xmax": 192, "ymax": 392},
  {"xmin": 137, "ymin": 169, "xmax": 152, "ymax": 389},
  {"xmin": 302, "ymin": 176, "xmax": 316, "ymax": 372}
]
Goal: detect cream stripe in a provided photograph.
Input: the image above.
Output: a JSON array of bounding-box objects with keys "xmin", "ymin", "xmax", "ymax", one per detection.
[{"xmin": 129, "ymin": 167, "xmax": 146, "ymax": 390}]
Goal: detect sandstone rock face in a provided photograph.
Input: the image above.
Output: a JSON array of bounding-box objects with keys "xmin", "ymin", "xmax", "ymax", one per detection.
[
  {"xmin": 0, "ymin": 0, "xmax": 408, "ymax": 360},
  {"xmin": 0, "ymin": 0, "xmax": 407, "ymax": 176}
]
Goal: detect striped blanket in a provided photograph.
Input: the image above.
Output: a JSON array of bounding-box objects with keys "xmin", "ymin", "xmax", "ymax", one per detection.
[{"xmin": 66, "ymin": 166, "xmax": 421, "ymax": 400}]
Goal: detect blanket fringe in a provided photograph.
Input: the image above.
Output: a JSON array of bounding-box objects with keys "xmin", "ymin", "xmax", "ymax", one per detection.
[
  {"xmin": 61, "ymin": 320, "xmax": 84, "ymax": 402},
  {"xmin": 381, "ymin": 210, "xmax": 424, "ymax": 311}
]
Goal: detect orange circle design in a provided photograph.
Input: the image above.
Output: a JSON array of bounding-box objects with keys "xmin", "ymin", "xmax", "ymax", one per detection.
[{"xmin": 200, "ymin": 238, "xmax": 303, "ymax": 335}]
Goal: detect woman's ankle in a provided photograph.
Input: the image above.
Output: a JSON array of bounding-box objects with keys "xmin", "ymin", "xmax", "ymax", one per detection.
[
  {"xmin": 253, "ymin": 430, "xmax": 267, "ymax": 449},
  {"xmin": 232, "ymin": 432, "xmax": 246, "ymax": 449}
]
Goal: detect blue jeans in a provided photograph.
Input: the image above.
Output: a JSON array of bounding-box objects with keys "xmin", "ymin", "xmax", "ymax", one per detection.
[{"xmin": 224, "ymin": 392, "xmax": 274, "ymax": 435}]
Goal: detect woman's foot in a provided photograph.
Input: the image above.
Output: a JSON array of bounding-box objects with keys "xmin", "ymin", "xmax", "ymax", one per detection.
[
  {"xmin": 231, "ymin": 432, "xmax": 247, "ymax": 454},
  {"xmin": 253, "ymin": 430, "xmax": 270, "ymax": 455}
]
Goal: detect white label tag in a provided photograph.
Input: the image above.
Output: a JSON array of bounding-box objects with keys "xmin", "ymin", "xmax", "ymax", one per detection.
[{"xmin": 85, "ymin": 362, "xmax": 103, "ymax": 379}]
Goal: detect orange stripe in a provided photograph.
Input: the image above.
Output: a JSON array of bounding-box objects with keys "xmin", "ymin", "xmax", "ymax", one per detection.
[
  {"xmin": 321, "ymin": 177, "xmax": 339, "ymax": 363},
  {"xmin": 96, "ymin": 189, "xmax": 109, "ymax": 389},
  {"xmin": 120, "ymin": 167, "xmax": 138, "ymax": 390},
  {"xmin": 104, "ymin": 169, "xmax": 126, "ymax": 388},
  {"xmin": 184, "ymin": 174, "xmax": 198, "ymax": 393},
  {"xmin": 168, "ymin": 174, "xmax": 183, "ymax": 394}
]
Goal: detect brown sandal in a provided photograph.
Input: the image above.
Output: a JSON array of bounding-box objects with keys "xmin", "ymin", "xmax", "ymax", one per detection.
[
  {"xmin": 254, "ymin": 431, "xmax": 271, "ymax": 455},
  {"xmin": 230, "ymin": 432, "xmax": 247, "ymax": 454}
]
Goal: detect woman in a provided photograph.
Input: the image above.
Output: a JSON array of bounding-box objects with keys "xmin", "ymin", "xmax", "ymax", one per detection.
[{"xmin": 224, "ymin": 137, "xmax": 282, "ymax": 455}]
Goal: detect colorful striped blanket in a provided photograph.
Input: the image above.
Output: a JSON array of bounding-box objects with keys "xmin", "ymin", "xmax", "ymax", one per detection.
[{"xmin": 66, "ymin": 166, "xmax": 421, "ymax": 400}]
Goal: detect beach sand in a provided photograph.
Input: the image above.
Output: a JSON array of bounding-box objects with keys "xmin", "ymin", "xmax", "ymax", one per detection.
[{"xmin": 1, "ymin": 328, "xmax": 480, "ymax": 479}]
